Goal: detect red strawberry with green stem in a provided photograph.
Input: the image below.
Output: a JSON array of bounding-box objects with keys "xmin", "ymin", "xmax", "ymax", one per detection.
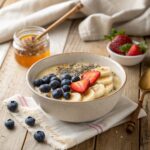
[
  {"xmin": 120, "ymin": 41, "xmax": 147, "ymax": 56},
  {"xmin": 127, "ymin": 44, "xmax": 141, "ymax": 56},
  {"xmin": 127, "ymin": 42, "xmax": 147, "ymax": 56},
  {"xmin": 110, "ymin": 35, "xmax": 132, "ymax": 55},
  {"xmin": 105, "ymin": 29, "xmax": 132, "ymax": 55}
]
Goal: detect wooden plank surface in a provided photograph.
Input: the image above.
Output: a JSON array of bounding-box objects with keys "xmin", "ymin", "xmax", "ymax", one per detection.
[{"xmin": 0, "ymin": 0, "xmax": 149, "ymax": 150}]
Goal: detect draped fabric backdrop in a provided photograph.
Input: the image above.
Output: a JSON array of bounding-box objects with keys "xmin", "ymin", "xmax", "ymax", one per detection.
[{"xmin": 0, "ymin": 0, "xmax": 150, "ymax": 43}]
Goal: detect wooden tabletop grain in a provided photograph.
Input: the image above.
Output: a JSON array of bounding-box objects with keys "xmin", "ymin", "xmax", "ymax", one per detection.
[{"xmin": 0, "ymin": 0, "xmax": 150, "ymax": 150}]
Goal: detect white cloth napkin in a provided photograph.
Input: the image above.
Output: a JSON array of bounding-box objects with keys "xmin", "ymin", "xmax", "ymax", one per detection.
[
  {"xmin": 3, "ymin": 94, "xmax": 146, "ymax": 149},
  {"xmin": 0, "ymin": 0, "xmax": 150, "ymax": 43}
]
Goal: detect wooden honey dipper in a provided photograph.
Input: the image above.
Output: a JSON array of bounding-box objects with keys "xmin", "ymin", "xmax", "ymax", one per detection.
[
  {"xmin": 21, "ymin": 2, "xmax": 83, "ymax": 48},
  {"xmin": 36, "ymin": 1, "xmax": 83, "ymax": 40}
]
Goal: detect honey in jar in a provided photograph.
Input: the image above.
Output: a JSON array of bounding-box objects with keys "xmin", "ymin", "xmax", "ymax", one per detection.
[{"xmin": 13, "ymin": 26, "xmax": 50, "ymax": 67}]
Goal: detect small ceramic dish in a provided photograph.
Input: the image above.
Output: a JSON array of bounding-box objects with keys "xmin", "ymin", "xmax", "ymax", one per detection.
[
  {"xmin": 26, "ymin": 52, "xmax": 126, "ymax": 123},
  {"xmin": 107, "ymin": 42, "xmax": 147, "ymax": 66}
]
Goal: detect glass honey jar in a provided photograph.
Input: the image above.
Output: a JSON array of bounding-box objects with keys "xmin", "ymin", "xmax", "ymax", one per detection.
[{"xmin": 13, "ymin": 26, "xmax": 50, "ymax": 67}]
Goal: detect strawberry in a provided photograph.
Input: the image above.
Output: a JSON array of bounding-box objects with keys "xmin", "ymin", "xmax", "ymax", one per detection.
[
  {"xmin": 126, "ymin": 41, "xmax": 148, "ymax": 56},
  {"xmin": 110, "ymin": 42, "xmax": 125, "ymax": 55},
  {"xmin": 127, "ymin": 44, "xmax": 142, "ymax": 56},
  {"xmin": 112, "ymin": 35, "xmax": 132, "ymax": 44},
  {"xmin": 105, "ymin": 29, "xmax": 132, "ymax": 55},
  {"xmin": 71, "ymin": 79, "xmax": 90, "ymax": 93},
  {"xmin": 81, "ymin": 70, "xmax": 100, "ymax": 86},
  {"xmin": 110, "ymin": 35, "xmax": 132, "ymax": 55}
]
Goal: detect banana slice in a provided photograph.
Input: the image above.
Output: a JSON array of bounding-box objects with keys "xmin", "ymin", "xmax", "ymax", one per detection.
[
  {"xmin": 105, "ymin": 83, "xmax": 114, "ymax": 95},
  {"xmin": 97, "ymin": 75, "xmax": 113, "ymax": 85},
  {"xmin": 68, "ymin": 92, "xmax": 82, "ymax": 102},
  {"xmin": 94, "ymin": 67, "xmax": 111, "ymax": 77},
  {"xmin": 113, "ymin": 75, "xmax": 121, "ymax": 90},
  {"xmin": 92, "ymin": 84, "xmax": 105, "ymax": 98},
  {"xmin": 82, "ymin": 89, "xmax": 95, "ymax": 101}
]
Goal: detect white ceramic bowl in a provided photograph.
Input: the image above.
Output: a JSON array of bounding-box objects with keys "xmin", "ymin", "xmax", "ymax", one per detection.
[
  {"xmin": 26, "ymin": 52, "xmax": 126, "ymax": 123},
  {"xmin": 107, "ymin": 42, "xmax": 146, "ymax": 66}
]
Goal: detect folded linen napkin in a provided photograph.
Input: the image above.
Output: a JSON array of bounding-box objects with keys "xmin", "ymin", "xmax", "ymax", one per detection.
[
  {"xmin": 0, "ymin": 0, "xmax": 150, "ymax": 43},
  {"xmin": 3, "ymin": 94, "xmax": 146, "ymax": 149}
]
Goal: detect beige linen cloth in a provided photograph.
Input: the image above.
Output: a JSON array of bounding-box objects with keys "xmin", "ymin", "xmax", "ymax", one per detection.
[
  {"xmin": 3, "ymin": 95, "xmax": 146, "ymax": 149},
  {"xmin": 0, "ymin": 0, "xmax": 150, "ymax": 43}
]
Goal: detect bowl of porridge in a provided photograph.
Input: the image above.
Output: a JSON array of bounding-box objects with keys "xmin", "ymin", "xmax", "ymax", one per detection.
[{"xmin": 26, "ymin": 52, "xmax": 126, "ymax": 122}]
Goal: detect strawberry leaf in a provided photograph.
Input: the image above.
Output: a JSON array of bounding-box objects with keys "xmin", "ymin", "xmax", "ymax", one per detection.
[
  {"xmin": 104, "ymin": 28, "xmax": 125, "ymax": 41},
  {"xmin": 138, "ymin": 41, "xmax": 148, "ymax": 53},
  {"xmin": 119, "ymin": 43, "xmax": 132, "ymax": 52},
  {"xmin": 116, "ymin": 29, "xmax": 125, "ymax": 35},
  {"xmin": 104, "ymin": 35, "xmax": 112, "ymax": 40}
]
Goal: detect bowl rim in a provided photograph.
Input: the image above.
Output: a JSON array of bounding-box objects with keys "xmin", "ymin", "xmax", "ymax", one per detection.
[
  {"xmin": 26, "ymin": 52, "xmax": 127, "ymax": 103},
  {"xmin": 107, "ymin": 42, "xmax": 146, "ymax": 59}
]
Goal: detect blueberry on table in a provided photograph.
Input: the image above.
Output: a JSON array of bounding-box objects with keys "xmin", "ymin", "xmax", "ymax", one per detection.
[
  {"xmin": 33, "ymin": 79, "xmax": 43, "ymax": 87},
  {"xmin": 50, "ymin": 76, "xmax": 61, "ymax": 83},
  {"xmin": 72, "ymin": 76, "xmax": 80, "ymax": 82},
  {"xmin": 39, "ymin": 84, "xmax": 51, "ymax": 93},
  {"xmin": 5, "ymin": 119, "xmax": 15, "ymax": 129},
  {"xmin": 34, "ymin": 131, "xmax": 45, "ymax": 142},
  {"xmin": 50, "ymin": 80, "xmax": 61, "ymax": 90},
  {"xmin": 52, "ymin": 88, "xmax": 63, "ymax": 99},
  {"xmin": 61, "ymin": 79, "xmax": 71, "ymax": 86},
  {"xmin": 62, "ymin": 85, "xmax": 70, "ymax": 92},
  {"xmin": 25, "ymin": 116, "xmax": 35, "ymax": 126},
  {"xmin": 7, "ymin": 100, "xmax": 18, "ymax": 112},
  {"xmin": 61, "ymin": 73, "xmax": 72, "ymax": 80},
  {"xmin": 63, "ymin": 92, "xmax": 71, "ymax": 100}
]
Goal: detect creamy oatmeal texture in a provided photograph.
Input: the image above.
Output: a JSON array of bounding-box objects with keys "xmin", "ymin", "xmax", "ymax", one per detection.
[{"xmin": 35, "ymin": 63, "xmax": 121, "ymax": 102}]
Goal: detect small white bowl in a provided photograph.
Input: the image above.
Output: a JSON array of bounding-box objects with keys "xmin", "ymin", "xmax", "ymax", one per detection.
[{"xmin": 107, "ymin": 42, "xmax": 147, "ymax": 66}]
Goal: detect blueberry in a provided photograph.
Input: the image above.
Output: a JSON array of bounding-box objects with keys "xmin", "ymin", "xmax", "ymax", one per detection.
[
  {"xmin": 62, "ymin": 85, "xmax": 70, "ymax": 92},
  {"xmin": 61, "ymin": 73, "xmax": 72, "ymax": 80},
  {"xmin": 50, "ymin": 76, "xmax": 61, "ymax": 83},
  {"xmin": 52, "ymin": 88, "xmax": 63, "ymax": 99},
  {"xmin": 50, "ymin": 80, "xmax": 61, "ymax": 90},
  {"xmin": 39, "ymin": 84, "xmax": 51, "ymax": 93},
  {"xmin": 7, "ymin": 100, "xmax": 18, "ymax": 112},
  {"xmin": 72, "ymin": 76, "xmax": 80, "ymax": 82},
  {"xmin": 48, "ymin": 73, "xmax": 56, "ymax": 79},
  {"xmin": 34, "ymin": 131, "xmax": 45, "ymax": 142},
  {"xmin": 33, "ymin": 79, "xmax": 43, "ymax": 87},
  {"xmin": 42, "ymin": 76, "xmax": 51, "ymax": 84},
  {"xmin": 25, "ymin": 116, "xmax": 35, "ymax": 126},
  {"xmin": 61, "ymin": 79, "xmax": 71, "ymax": 86},
  {"xmin": 63, "ymin": 92, "xmax": 71, "ymax": 100},
  {"xmin": 5, "ymin": 119, "xmax": 15, "ymax": 129}
]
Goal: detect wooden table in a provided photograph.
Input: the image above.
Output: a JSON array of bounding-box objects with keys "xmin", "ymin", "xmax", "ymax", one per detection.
[{"xmin": 0, "ymin": 0, "xmax": 150, "ymax": 149}]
